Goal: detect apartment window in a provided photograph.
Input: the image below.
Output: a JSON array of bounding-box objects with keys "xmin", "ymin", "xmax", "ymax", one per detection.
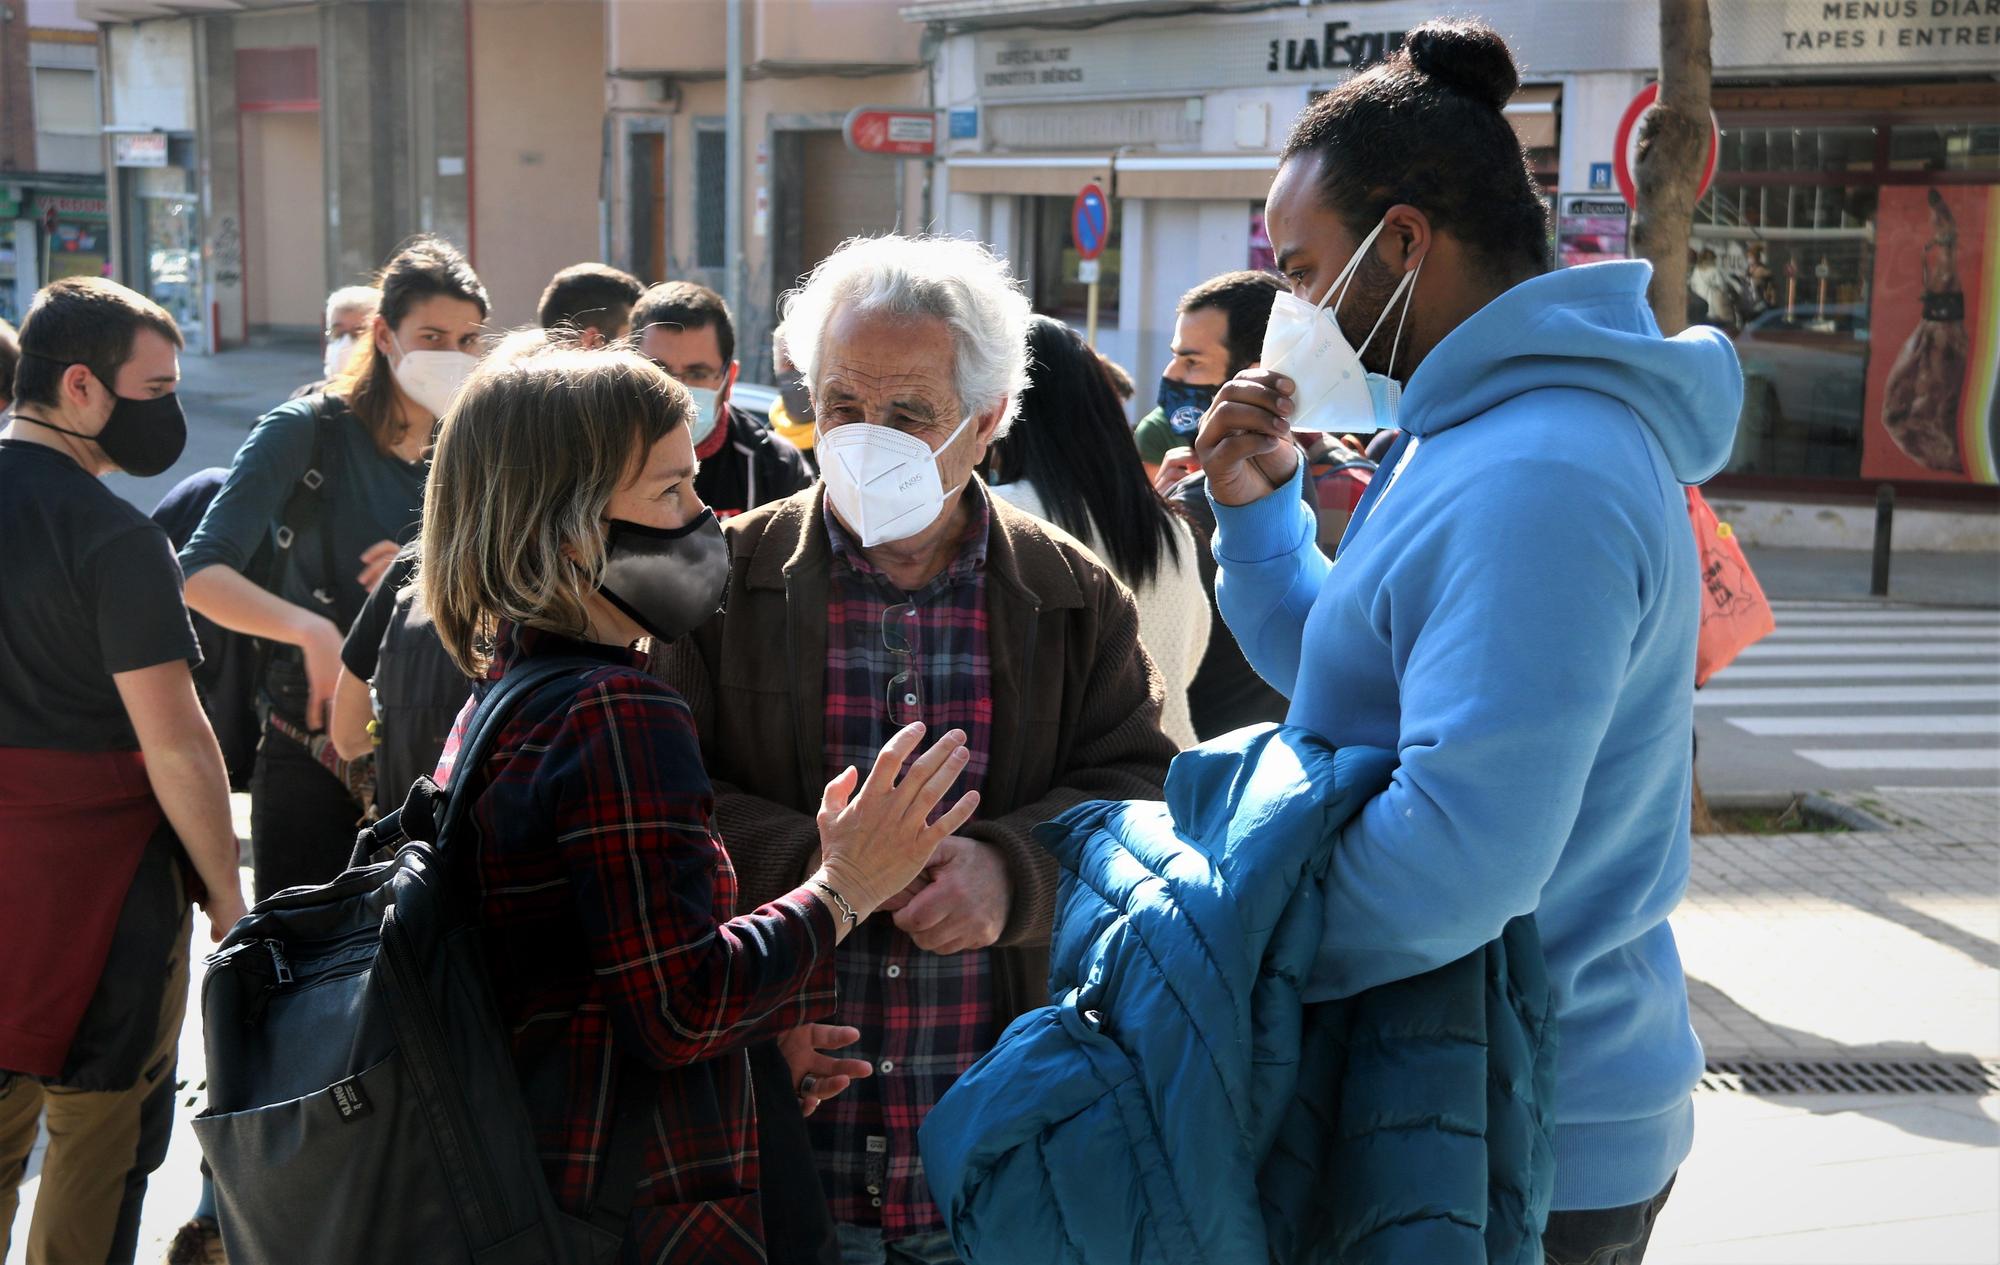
[
  {"xmin": 33, "ymin": 67, "xmax": 102, "ymax": 174},
  {"xmin": 33, "ymin": 67, "xmax": 98, "ymax": 134},
  {"xmin": 628, "ymin": 127, "xmax": 667, "ymax": 284},
  {"xmin": 695, "ymin": 128, "xmax": 726, "ymax": 270}
]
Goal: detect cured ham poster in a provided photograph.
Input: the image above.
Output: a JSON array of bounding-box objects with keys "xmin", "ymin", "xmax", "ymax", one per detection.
[{"xmin": 1862, "ymin": 184, "xmax": 1999, "ymax": 484}]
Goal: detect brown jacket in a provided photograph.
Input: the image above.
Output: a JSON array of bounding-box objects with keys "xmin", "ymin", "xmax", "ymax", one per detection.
[{"xmin": 655, "ymin": 482, "xmax": 1175, "ymax": 1032}]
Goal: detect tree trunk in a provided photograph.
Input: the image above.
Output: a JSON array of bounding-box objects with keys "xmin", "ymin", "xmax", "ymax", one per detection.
[
  {"xmin": 1635, "ymin": 0, "xmax": 1721, "ymax": 829},
  {"xmin": 1630, "ymin": 0, "xmax": 1713, "ymax": 337}
]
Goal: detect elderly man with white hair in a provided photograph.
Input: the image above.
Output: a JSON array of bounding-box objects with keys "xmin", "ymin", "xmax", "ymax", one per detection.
[{"xmin": 657, "ymin": 234, "xmax": 1174, "ymax": 1264}]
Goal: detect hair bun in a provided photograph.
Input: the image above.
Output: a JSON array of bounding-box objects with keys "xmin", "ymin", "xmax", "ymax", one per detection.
[{"xmin": 1401, "ymin": 19, "xmax": 1520, "ymax": 111}]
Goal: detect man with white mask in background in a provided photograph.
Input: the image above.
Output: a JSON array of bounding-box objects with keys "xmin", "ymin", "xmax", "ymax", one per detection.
[
  {"xmin": 293, "ymin": 285, "xmax": 381, "ymax": 400},
  {"xmin": 633, "ymin": 281, "xmax": 810, "ymax": 518},
  {"xmin": 654, "ymin": 235, "xmax": 1174, "ymax": 1265}
]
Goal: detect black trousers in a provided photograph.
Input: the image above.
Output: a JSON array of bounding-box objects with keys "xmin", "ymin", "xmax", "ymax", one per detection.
[
  {"xmin": 249, "ymin": 731, "xmax": 366, "ymax": 902},
  {"xmin": 1543, "ymin": 1176, "xmax": 1676, "ymax": 1265}
]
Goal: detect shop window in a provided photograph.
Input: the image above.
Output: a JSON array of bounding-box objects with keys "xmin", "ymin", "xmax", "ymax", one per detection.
[
  {"xmin": 1029, "ymin": 194, "xmax": 1119, "ymax": 327},
  {"xmin": 1889, "ymin": 123, "xmax": 2000, "ymax": 173},
  {"xmin": 694, "ymin": 127, "xmax": 726, "ymax": 271},
  {"xmin": 1694, "ymin": 115, "xmax": 1998, "ymax": 486}
]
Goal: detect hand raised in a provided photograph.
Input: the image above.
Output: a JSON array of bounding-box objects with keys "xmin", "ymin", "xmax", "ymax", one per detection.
[
  {"xmin": 814, "ymin": 723, "xmax": 980, "ymax": 922},
  {"xmin": 1193, "ymin": 368, "xmax": 1302, "ymax": 507}
]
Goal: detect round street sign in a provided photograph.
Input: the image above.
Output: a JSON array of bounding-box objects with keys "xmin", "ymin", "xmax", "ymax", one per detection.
[
  {"xmin": 1071, "ymin": 183, "xmax": 1109, "ymax": 262},
  {"xmin": 1613, "ymin": 83, "xmax": 1720, "ymax": 212}
]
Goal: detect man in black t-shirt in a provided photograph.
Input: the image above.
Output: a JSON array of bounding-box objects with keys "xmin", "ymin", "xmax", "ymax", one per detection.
[{"xmin": 0, "ymin": 278, "xmax": 247, "ymax": 1264}]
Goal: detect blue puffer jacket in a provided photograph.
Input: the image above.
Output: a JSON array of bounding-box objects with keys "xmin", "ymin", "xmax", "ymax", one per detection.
[{"xmin": 919, "ymin": 726, "xmax": 1558, "ymax": 1264}]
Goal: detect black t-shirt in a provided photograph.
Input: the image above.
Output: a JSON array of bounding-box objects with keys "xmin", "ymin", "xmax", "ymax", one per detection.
[
  {"xmin": 0, "ymin": 440, "xmax": 201, "ymax": 751},
  {"xmin": 341, "ymin": 550, "xmax": 419, "ymax": 680}
]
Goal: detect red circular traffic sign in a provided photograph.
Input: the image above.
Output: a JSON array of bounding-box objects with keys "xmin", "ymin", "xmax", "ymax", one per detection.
[
  {"xmin": 1071, "ymin": 184, "xmax": 1109, "ymax": 262},
  {"xmin": 1613, "ymin": 83, "xmax": 1720, "ymax": 212}
]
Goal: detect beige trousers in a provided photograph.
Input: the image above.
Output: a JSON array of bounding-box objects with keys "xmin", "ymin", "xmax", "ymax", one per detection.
[{"xmin": 0, "ymin": 911, "xmax": 190, "ymax": 1264}]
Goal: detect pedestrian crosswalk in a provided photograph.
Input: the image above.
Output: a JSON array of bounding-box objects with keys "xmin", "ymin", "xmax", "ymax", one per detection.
[{"xmin": 1698, "ymin": 602, "xmax": 2000, "ymax": 779}]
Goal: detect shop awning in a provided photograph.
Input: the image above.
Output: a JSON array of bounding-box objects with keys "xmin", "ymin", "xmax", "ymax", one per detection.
[
  {"xmin": 1506, "ymin": 85, "xmax": 1561, "ymax": 151},
  {"xmin": 1115, "ymin": 154, "xmax": 1277, "ymax": 200},
  {"xmin": 945, "ymin": 154, "xmax": 1112, "ymax": 197}
]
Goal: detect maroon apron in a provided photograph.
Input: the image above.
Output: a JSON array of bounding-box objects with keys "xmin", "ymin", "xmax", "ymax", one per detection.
[{"xmin": 0, "ymin": 747, "xmax": 162, "ymax": 1078}]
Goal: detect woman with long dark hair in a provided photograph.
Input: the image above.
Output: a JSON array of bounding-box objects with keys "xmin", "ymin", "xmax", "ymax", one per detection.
[
  {"xmin": 988, "ymin": 315, "xmax": 1208, "ymax": 745},
  {"xmin": 180, "ymin": 235, "xmax": 489, "ymax": 901}
]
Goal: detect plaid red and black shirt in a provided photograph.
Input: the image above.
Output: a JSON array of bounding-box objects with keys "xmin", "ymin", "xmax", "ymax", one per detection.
[
  {"xmin": 441, "ymin": 623, "xmax": 839, "ymax": 1264},
  {"xmin": 812, "ymin": 485, "xmax": 997, "ymax": 1238}
]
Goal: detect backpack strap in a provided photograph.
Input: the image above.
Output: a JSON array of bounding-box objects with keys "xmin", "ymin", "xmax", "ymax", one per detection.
[
  {"xmin": 269, "ymin": 398, "xmax": 348, "ymax": 625},
  {"xmin": 433, "ymin": 654, "xmax": 607, "ymax": 853},
  {"xmin": 426, "ymin": 650, "xmax": 659, "ymax": 1242}
]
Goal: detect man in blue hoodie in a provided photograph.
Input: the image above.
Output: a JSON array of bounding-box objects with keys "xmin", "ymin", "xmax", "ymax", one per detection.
[{"xmin": 1194, "ymin": 20, "xmax": 1742, "ymax": 1265}]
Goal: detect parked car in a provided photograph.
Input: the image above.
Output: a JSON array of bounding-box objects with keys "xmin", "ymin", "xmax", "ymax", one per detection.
[
  {"xmin": 1730, "ymin": 304, "xmax": 1870, "ymax": 477},
  {"xmin": 729, "ymin": 381, "xmax": 779, "ymax": 423}
]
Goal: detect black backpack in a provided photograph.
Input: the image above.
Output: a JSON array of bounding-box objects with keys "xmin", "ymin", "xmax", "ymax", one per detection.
[
  {"xmin": 368, "ymin": 575, "xmax": 474, "ymax": 817},
  {"xmin": 152, "ymin": 398, "xmax": 355, "ymax": 789},
  {"xmin": 193, "ymin": 654, "xmax": 653, "ymax": 1264}
]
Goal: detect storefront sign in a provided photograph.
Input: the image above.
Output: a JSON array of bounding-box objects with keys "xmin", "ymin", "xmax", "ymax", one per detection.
[
  {"xmin": 965, "ymin": 1, "xmax": 1997, "ymax": 106},
  {"xmin": 844, "ymin": 107, "xmax": 937, "ymax": 158},
  {"xmin": 1861, "ymin": 184, "xmax": 1999, "ymax": 485},
  {"xmin": 1747, "ymin": 0, "xmax": 2000, "ymax": 59},
  {"xmin": 1557, "ymin": 196, "xmax": 1630, "ymax": 268},
  {"xmin": 1589, "ymin": 162, "xmax": 1614, "ymax": 192},
  {"xmin": 1263, "ymin": 20, "xmax": 1404, "ymax": 74},
  {"xmin": 113, "ymin": 133, "xmax": 168, "ymax": 168},
  {"xmin": 949, "ymin": 108, "xmax": 979, "ymax": 140},
  {"xmin": 33, "ymin": 195, "xmax": 108, "ymax": 221}
]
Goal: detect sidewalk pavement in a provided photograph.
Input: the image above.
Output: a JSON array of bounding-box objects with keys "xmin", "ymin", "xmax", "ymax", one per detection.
[
  {"xmin": 1651, "ymin": 785, "xmax": 2000, "ymax": 1264},
  {"xmin": 1746, "ymin": 545, "xmax": 2000, "ymax": 609},
  {"xmin": 8, "ymin": 791, "xmax": 1999, "ymax": 1264}
]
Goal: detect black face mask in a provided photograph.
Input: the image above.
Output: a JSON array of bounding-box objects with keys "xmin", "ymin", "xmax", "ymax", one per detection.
[
  {"xmin": 16, "ymin": 356, "xmax": 187, "ymax": 477},
  {"xmin": 1154, "ymin": 377, "xmax": 1220, "ymax": 438},
  {"xmin": 597, "ymin": 509, "xmax": 730, "ymax": 643}
]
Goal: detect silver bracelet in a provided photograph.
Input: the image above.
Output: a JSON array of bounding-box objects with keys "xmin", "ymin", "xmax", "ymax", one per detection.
[{"xmin": 812, "ymin": 878, "xmax": 859, "ymax": 926}]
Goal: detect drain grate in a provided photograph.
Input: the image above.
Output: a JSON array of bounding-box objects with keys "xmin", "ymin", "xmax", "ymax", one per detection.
[{"xmin": 1700, "ymin": 1058, "xmax": 2000, "ymax": 1095}]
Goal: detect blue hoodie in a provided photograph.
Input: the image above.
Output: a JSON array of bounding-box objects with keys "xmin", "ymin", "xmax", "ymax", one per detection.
[{"xmin": 1210, "ymin": 260, "xmax": 1741, "ymax": 1212}]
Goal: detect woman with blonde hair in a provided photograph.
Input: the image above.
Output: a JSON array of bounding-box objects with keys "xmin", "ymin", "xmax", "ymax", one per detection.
[{"xmin": 420, "ymin": 339, "xmax": 976, "ymax": 1262}]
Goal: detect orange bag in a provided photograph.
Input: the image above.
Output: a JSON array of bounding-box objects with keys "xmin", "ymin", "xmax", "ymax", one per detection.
[{"xmin": 1688, "ymin": 486, "xmax": 1775, "ymax": 686}]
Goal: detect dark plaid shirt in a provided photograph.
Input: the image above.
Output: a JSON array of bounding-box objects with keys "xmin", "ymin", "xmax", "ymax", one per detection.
[
  {"xmin": 440, "ymin": 624, "xmax": 838, "ymax": 1264},
  {"xmin": 813, "ymin": 486, "xmax": 997, "ymax": 1237}
]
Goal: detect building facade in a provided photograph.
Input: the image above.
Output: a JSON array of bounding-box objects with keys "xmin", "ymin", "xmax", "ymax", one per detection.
[
  {"xmin": 912, "ymin": 0, "xmax": 2000, "ymax": 496},
  {"xmin": 604, "ymin": 0, "xmax": 931, "ymax": 377},
  {"xmin": 0, "ymin": 0, "xmax": 109, "ymax": 327},
  {"xmin": 80, "ymin": 0, "xmax": 606, "ymax": 350}
]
